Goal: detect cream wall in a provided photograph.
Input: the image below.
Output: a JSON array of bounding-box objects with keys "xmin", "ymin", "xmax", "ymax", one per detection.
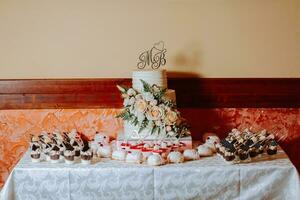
[{"xmin": 0, "ymin": 0, "xmax": 299, "ymax": 78}]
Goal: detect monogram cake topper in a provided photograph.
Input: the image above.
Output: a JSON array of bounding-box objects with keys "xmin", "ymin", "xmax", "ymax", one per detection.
[{"xmin": 137, "ymin": 41, "xmax": 167, "ymax": 69}]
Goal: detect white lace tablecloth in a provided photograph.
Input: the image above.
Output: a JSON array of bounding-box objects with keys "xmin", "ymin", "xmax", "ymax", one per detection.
[{"xmin": 1, "ymin": 149, "xmax": 300, "ymax": 200}]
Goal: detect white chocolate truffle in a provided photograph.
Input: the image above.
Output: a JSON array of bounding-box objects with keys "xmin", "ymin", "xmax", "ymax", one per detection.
[
  {"xmin": 183, "ymin": 149, "xmax": 200, "ymax": 161},
  {"xmin": 126, "ymin": 152, "xmax": 143, "ymax": 164},
  {"xmin": 147, "ymin": 154, "xmax": 163, "ymax": 166},
  {"xmin": 167, "ymin": 151, "xmax": 184, "ymax": 163},
  {"xmin": 197, "ymin": 145, "xmax": 214, "ymax": 156},
  {"xmin": 97, "ymin": 145, "xmax": 112, "ymax": 158},
  {"xmin": 112, "ymin": 150, "xmax": 127, "ymax": 161}
]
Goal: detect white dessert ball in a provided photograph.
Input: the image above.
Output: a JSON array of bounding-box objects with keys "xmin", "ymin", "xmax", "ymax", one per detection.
[
  {"xmin": 97, "ymin": 145, "xmax": 112, "ymax": 158},
  {"xmin": 147, "ymin": 154, "xmax": 163, "ymax": 166},
  {"xmin": 94, "ymin": 132, "xmax": 110, "ymax": 144},
  {"xmin": 183, "ymin": 149, "xmax": 200, "ymax": 161},
  {"xmin": 206, "ymin": 135, "xmax": 220, "ymax": 144},
  {"xmin": 126, "ymin": 152, "xmax": 143, "ymax": 164},
  {"xmin": 112, "ymin": 150, "xmax": 127, "ymax": 161},
  {"xmin": 167, "ymin": 151, "xmax": 184, "ymax": 163},
  {"xmin": 203, "ymin": 142, "xmax": 216, "ymax": 153},
  {"xmin": 197, "ymin": 145, "xmax": 214, "ymax": 157}
]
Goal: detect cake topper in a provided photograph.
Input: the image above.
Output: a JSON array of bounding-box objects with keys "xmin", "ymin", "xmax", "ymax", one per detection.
[{"xmin": 137, "ymin": 41, "xmax": 167, "ymax": 69}]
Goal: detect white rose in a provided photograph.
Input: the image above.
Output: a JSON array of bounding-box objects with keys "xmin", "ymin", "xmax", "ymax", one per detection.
[
  {"xmin": 168, "ymin": 131, "xmax": 176, "ymax": 137},
  {"xmin": 148, "ymin": 121, "xmax": 154, "ymax": 128},
  {"xmin": 137, "ymin": 113, "xmax": 145, "ymax": 122},
  {"xmin": 165, "ymin": 111, "xmax": 178, "ymax": 125},
  {"xmin": 135, "ymin": 99, "xmax": 147, "ymax": 113},
  {"xmin": 142, "ymin": 92, "xmax": 154, "ymax": 101},
  {"xmin": 128, "ymin": 97, "xmax": 135, "ymax": 105},
  {"xmin": 147, "ymin": 106, "xmax": 163, "ymax": 121},
  {"xmin": 127, "ymin": 88, "xmax": 136, "ymax": 96},
  {"xmin": 155, "ymin": 120, "xmax": 162, "ymax": 126},
  {"xmin": 150, "ymin": 99, "xmax": 158, "ymax": 106},
  {"xmin": 166, "ymin": 126, "xmax": 172, "ymax": 132},
  {"xmin": 135, "ymin": 94, "xmax": 143, "ymax": 100}
]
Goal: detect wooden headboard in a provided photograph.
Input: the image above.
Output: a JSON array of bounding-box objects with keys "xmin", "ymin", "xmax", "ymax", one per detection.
[{"xmin": 0, "ymin": 78, "xmax": 299, "ymax": 109}]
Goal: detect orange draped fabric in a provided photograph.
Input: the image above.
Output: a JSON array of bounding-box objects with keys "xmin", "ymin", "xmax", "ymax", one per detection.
[{"xmin": 0, "ymin": 108, "xmax": 299, "ymax": 187}]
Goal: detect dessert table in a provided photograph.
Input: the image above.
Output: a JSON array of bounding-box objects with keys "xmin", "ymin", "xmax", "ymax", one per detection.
[{"xmin": 1, "ymin": 149, "xmax": 299, "ymax": 200}]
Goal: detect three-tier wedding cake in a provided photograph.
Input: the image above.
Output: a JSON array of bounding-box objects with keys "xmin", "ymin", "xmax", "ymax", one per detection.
[{"xmin": 117, "ymin": 69, "xmax": 192, "ymax": 146}]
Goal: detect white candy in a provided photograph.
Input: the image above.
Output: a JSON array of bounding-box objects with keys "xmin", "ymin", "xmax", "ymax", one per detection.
[
  {"xmin": 112, "ymin": 150, "xmax": 127, "ymax": 161},
  {"xmin": 197, "ymin": 145, "xmax": 214, "ymax": 156},
  {"xmin": 183, "ymin": 149, "xmax": 200, "ymax": 161},
  {"xmin": 126, "ymin": 152, "xmax": 143, "ymax": 164},
  {"xmin": 147, "ymin": 154, "xmax": 163, "ymax": 166},
  {"xmin": 167, "ymin": 151, "xmax": 184, "ymax": 163}
]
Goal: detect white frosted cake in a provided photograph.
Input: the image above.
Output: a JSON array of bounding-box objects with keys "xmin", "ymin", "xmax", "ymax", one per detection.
[
  {"xmin": 127, "ymin": 70, "xmax": 176, "ymax": 139},
  {"xmin": 132, "ymin": 70, "xmax": 168, "ymax": 92},
  {"xmin": 117, "ymin": 69, "xmax": 191, "ymax": 143}
]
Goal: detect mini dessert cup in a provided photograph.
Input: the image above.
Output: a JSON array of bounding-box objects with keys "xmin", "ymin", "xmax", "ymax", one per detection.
[
  {"xmin": 237, "ymin": 150, "xmax": 250, "ymax": 163},
  {"xmin": 45, "ymin": 153, "xmax": 51, "ymax": 162},
  {"xmin": 50, "ymin": 151, "xmax": 61, "ymax": 163},
  {"xmin": 73, "ymin": 146, "xmax": 81, "ymax": 160},
  {"xmin": 31, "ymin": 152, "xmax": 41, "ymax": 163},
  {"xmin": 267, "ymin": 146, "xmax": 277, "ymax": 155},
  {"xmin": 249, "ymin": 147, "xmax": 258, "ymax": 158},
  {"xmin": 64, "ymin": 150, "xmax": 75, "ymax": 164},
  {"xmin": 81, "ymin": 151, "xmax": 93, "ymax": 164},
  {"xmin": 224, "ymin": 151, "xmax": 235, "ymax": 162}
]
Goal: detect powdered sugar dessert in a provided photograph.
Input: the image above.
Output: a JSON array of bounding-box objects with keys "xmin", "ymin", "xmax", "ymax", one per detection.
[
  {"xmin": 112, "ymin": 150, "xmax": 127, "ymax": 161},
  {"xmin": 197, "ymin": 145, "xmax": 214, "ymax": 157},
  {"xmin": 97, "ymin": 144, "xmax": 112, "ymax": 158},
  {"xmin": 125, "ymin": 151, "xmax": 143, "ymax": 164},
  {"xmin": 147, "ymin": 154, "xmax": 164, "ymax": 166},
  {"xmin": 183, "ymin": 149, "xmax": 199, "ymax": 161},
  {"xmin": 167, "ymin": 151, "xmax": 184, "ymax": 164}
]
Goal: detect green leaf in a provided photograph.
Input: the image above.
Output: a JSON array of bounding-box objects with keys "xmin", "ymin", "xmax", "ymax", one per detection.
[
  {"xmin": 151, "ymin": 126, "xmax": 158, "ymax": 135},
  {"xmin": 138, "ymin": 126, "xmax": 146, "ymax": 133},
  {"xmin": 115, "ymin": 110, "xmax": 127, "ymax": 118},
  {"xmin": 140, "ymin": 79, "xmax": 152, "ymax": 92}
]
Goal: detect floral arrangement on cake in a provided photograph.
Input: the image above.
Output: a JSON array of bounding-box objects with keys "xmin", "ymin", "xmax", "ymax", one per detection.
[{"xmin": 116, "ymin": 80, "xmax": 191, "ymax": 138}]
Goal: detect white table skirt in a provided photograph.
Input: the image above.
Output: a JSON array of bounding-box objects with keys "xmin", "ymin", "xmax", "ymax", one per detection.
[{"xmin": 1, "ymin": 150, "xmax": 300, "ymax": 200}]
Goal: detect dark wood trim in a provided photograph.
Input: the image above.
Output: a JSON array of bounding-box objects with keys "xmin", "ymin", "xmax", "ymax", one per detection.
[{"xmin": 0, "ymin": 78, "xmax": 299, "ymax": 109}]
